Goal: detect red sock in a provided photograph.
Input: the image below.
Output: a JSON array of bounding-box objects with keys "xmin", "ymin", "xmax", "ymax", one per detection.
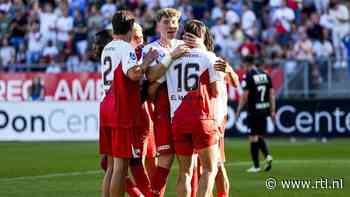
[
  {"xmin": 130, "ymin": 164, "xmax": 152, "ymax": 197},
  {"xmin": 151, "ymin": 167, "xmax": 170, "ymax": 197},
  {"xmin": 126, "ymin": 177, "xmax": 143, "ymax": 197},
  {"xmin": 191, "ymin": 166, "xmax": 198, "ymax": 197},
  {"xmin": 217, "ymin": 192, "xmax": 228, "ymax": 197}
]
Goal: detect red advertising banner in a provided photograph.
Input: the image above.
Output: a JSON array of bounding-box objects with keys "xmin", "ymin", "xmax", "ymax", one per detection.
[{"xmin": 0, "ymin": 72, "xmax": 102, "ymax": 101}]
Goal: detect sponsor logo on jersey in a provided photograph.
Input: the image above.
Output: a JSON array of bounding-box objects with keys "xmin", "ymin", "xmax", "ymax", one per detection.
[{"xmin": 129, "ymin": 52, "xmax": 137, "ymax": 61}]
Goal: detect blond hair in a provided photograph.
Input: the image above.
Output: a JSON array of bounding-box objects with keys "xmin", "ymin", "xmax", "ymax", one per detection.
[
  {"xmin": 155, "ymin": 8, "xmax": 181, "ymax": 22},
  {"xmin": 133, "ymin": 22, "xmax": 142, "ymax": 32}
]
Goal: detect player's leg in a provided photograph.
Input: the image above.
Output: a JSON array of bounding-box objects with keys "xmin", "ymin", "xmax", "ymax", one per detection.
[
  {"xmin": 102, "ymin": 155, "xmax": 114, "ymax": 197},
  {"xmin": 130, "ymin": 128, "xmax": 152, "ymax": 196},
  {"xmin": 215, "ymin": 164, "xmax": 229, "ymax": 197},
  {"xmin": 214, "ymin": 138, "xmax": 229, "ymax": 197},
  {"xmin": 109, "ymin": 127, "xmax": 134, "ymax": 197},
  {"xmin": 151, "ymin": 116, "xmax": 174, "ymax": 197},
  {"xmin": 256, "ymin": 117, "xmax": 272, "ymax": 171},
  {"xmin": 110, "ymin": 157, "xmax": 129, "ymax": 197},
  {"xmin": 247, "ymin": 135, "xmax": 260, "ymax": 172},
  {"xmin": 246, "ymin": 115, "xmax": 260, "ymax": 172},
  {"xmin": 176, "ymin": 154, "xmax": 195, "ymax": 197},
  {"xmin": 151, "ymin": 153, "xmax": 174, "ymax": 197},
  {"xmin": 99, "ymin": 126, "xmax": 113, "ymax": 197},
  {"xmin": 190, "ymin": 155, "xmax": 198, "ymax": 197},
  {"xmin": 197, "ymin": 144, "xmax": 219, "ymax": 197}
]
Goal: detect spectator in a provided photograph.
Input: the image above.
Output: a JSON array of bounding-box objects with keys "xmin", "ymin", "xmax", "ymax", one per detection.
[
  {"xmin": 87, "ymin": 4, "xmax": 104, "ymax": 42},
  {"xmin": 46, "ymin": 59, "xmax": 62, "ymax": 73},
  {"xmin": 37, "ymin": 3, "xmax": 57, "ymax": 44},
  {"xmin": 292, "ymin": 30, "xmax": 314, "ymax": 62},
  {"xmin": 9, "ymin": 8, "xmax": 27, "ymax": 49},
  {"xmin": 211, "ymin": 17, "xmax": 230, "ymax": 53},
  {"xmin": 73, "ymin": 9, "xmax": 88, "ymax": 55},
  {"xmin": 100, "ymin": 0, "xmax": 117, "ymax": 21},
  {"xmin": 42, "ymin": 40, "xmax": 58, "ymax": 60},
  {"xmin": 15, "ymin": 42, "xmax": 26, "ymax": 71},
  {"xmin": 27, "ymin": 76, "xmax": 45, "ymax": 101},
  {"xmin": 241, "ymin": 3, "xmax": 257, "ymax": 38},
  {"xmin": 56, "ymin": 6, "xmax": 73, "ymax": 51},
  {"xmin": 272, "ymin": 0, "xmax": 295, "ymax": 47},
  {"xmin": 0, "ymin": 9, "xmax": 10, "ymax": 38},
  {"xmin": 313, "ymin": 30, "xmax": 333, "ymax": 80},
  {"xmin": 329, "ymin": 0, "xmax": 350, "ymax": 68},
  {"xmin": 0, "ymin": 0, "xmax": 11, "ymax": 13},
  {"xmin": 0, "ymin": 38, "xmax": 15, "ymax": 71},
  {"xmin": 306, "ymin": 13, "xmax": 324, "ymax": 41},
  {"xmin": 26, "ymin": 21, "xmax": 43, "ymax": 64},
  {"xmin": 313, "ymin": 0, "xmax": 329, "ymax": 14}
]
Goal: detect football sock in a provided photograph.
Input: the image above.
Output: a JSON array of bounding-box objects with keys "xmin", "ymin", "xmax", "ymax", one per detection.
[
  {"xmin": 250, "ymin": 142, "xmax": 259, "ymax": 168},
  {"xmin": 258, "ymin": 137, "xmax": 269, "ymax": 158},
  {"xmin": 191, "ymin": 165, "xmax": 198, "ymax": 197},
  {"xmin": 151, "ymin": 167, "xmax": 170, "ymax": 197},
  {"xmin": 130, "ymin": 159, "xmax": 152, "ymax": 197},
  {"xmin": 217, "ymin": 192, "xmax": 228, "ymax": 197},
  {"xmin": 126, "ymin": 177, "xmax": 144, "ymax": 197}
]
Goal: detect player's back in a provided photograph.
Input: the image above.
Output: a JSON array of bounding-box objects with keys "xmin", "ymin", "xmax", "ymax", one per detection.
[
  {"xmin": 100, "ymin": 40, "xmax": 141, "ymax": 128},
  {"xmin": 166, "ymin": 48, "xmax": 221, "ymax": 126},
  {"xmin": 244, "ymin": 67, "xmax": 272, "ymax": 116}
]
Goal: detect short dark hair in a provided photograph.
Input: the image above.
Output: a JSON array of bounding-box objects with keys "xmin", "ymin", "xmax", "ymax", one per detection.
[
  {"xmin": 184, "ymin": 19, "xmax": 214, "ymax": 51},
  {"xmin": 112, "ymin": 10, "xmax": 135, "ymax": 35}
]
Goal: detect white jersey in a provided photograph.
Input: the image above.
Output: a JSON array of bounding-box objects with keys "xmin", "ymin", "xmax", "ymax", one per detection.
[
  {"xmin": 100, "ymin": 40, "xmax": 137, "ymax": 101},
  {"xmin": 143, "ymin": 39, "xmax": 184, "ymax": 83},
  {"xmin": 166, "ymin": 48, "xmax": 222, "ymax": 121}
]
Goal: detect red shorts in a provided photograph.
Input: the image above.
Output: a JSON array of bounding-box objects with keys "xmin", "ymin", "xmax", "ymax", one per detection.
[
  {"xmin": 111, "ymin": 127, "xmax": 141, "ymax": 158},
  {"xmin": 154, "ymin": 112, "xmax": 174, "ymax": 155},
  {"xmin": 146, "ymin": 129, "xmax": 157, "ymax": 158},
  {"xmin": 172, "ymin": 119, "xmax": 219, "ymax": 156},
  {"xmin": 134, "ymin": 126, "xmax": 148, "ymax": 158},
  {"xmin": 99, "ymin": 126, "xmax": 113, "ymax": 155}
]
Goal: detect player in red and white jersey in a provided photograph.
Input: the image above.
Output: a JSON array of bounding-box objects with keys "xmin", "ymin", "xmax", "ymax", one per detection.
[
  {"xmin": 142, "ymin": 8, "xmax": 190, "ymax": 197},
  {"xmin": 99, "ymin": 11, "xmax": 157, "ymax": 197},
  {"xmin": 212, "ymin": 59, "xmax": 240, "ymax": 197},
  {"xmin": 166, "ymin": 19, "xmax": 222, "ymax": 197}
]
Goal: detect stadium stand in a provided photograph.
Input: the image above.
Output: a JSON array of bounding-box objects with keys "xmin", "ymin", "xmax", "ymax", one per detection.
[{"xmin": 0, "ymin": 0, "xmax": 349, "ymax": 98}]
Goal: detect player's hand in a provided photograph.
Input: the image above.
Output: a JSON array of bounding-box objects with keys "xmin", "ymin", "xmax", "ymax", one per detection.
[
  {"xmin": 214, "ymin": 58, "xmax": 231, "ymax": 73},
  {"xmin": 143, "ymin": 47, "xmax": 158, "ymax": 65},
  {"xmin": 183, "ymin": 32, "xmax": 206, "ymax": 50},
  {"xmin": 271, "ymin": 112, "xmax": 276, "ymax": 123},
  {"xmin": 170, "ymin": 44, "xmax": 190, "ymax": 59}
]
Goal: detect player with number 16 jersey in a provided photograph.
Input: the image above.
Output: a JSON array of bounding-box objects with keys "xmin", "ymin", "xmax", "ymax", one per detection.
[{"xmin": 166, "ymin": 47, "xmax": 221, "ymax": 155}]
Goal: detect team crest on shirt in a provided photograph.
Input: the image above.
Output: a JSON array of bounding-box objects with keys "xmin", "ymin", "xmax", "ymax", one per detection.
[{"xmin": 129, "ymin": 52, "xmax": 137, "ymax": 61}]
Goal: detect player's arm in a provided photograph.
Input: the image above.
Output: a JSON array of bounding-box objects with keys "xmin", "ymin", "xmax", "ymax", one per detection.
[
  {"xmin": 270, "ymin": 88, "xmax": 276, "ymax": 122},
  {"xmin": 146, "ymin": 44, "xmax": 190, "ymax": 82},
  {"xmin": 127, "ymin": 48, "xmax": 158, "ymax": 81},
  {"xmin": 208, "ymin": 55, "xmax": 223, "ymax": 98},
  {"xmin": 236, "ymin": 90, "xmax": 248, "ymax": 117},
  {"xmin": 214, "ymin": 59, "xmax": 239, "ymax": 87}
]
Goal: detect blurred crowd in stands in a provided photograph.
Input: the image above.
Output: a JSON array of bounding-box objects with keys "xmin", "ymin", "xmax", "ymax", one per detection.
[{"xmin": 0, "ymin": 0, "xmax": 349, "ymax": 83}]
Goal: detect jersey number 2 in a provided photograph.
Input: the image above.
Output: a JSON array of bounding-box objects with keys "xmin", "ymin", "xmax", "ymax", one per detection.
[
  {"xmin": 174, "ymin": 63, "xmax": 199, "ymax": 92},
  {"xmin": 103, "ymin": 56, "xmax": 112, "ymax": 86}
]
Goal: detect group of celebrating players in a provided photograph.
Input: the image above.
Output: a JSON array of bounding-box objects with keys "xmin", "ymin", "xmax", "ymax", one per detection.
[{"xmin": 96, "ymin": 7, "xmax": 274, "ymax": 197}]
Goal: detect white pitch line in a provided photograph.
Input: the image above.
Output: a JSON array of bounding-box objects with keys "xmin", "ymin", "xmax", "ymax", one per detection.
[{"xmin": 1, "ymin": 159, "xmax": 349, "ymax": 183}]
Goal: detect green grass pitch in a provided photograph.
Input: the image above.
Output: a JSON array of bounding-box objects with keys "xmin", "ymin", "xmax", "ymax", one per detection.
[{"xmin": 0, "ymin": 138, "xmax": 349, "ymax": 197}]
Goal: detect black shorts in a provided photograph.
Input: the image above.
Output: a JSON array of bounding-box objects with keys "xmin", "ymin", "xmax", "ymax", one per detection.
[{"xmin": 247, "ymin": 115, "xmax": 267, "ymax": 136}]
